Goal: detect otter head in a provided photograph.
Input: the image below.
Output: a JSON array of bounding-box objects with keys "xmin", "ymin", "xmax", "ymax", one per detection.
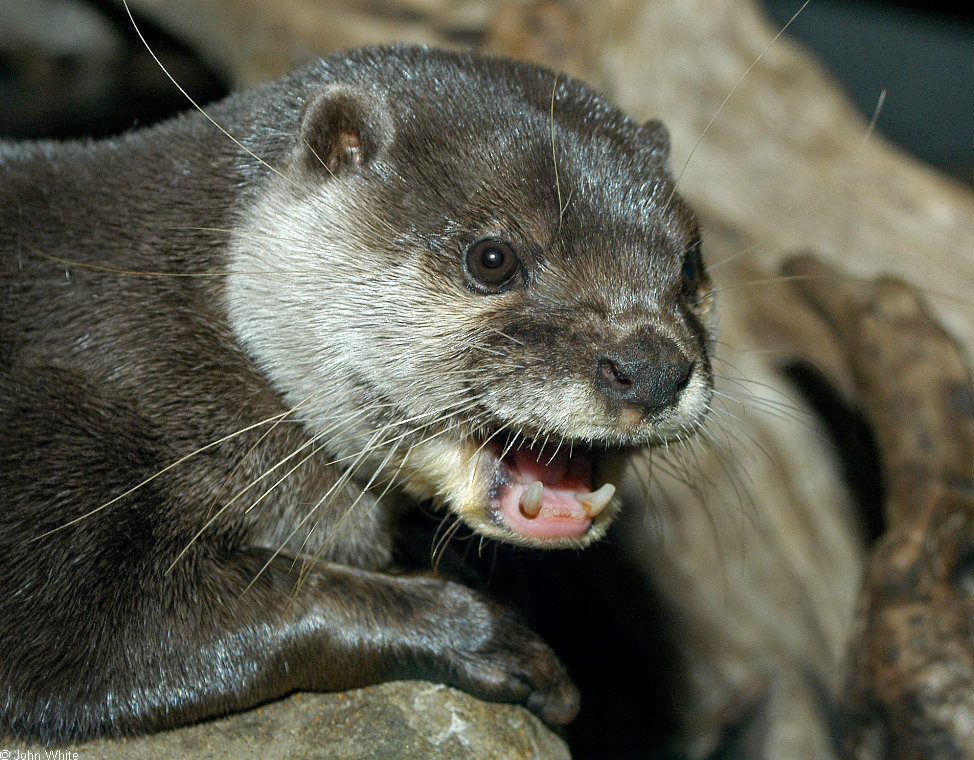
[{"xmin": 228, "ymin": 48, "xmax": 714, "ymax": 549}]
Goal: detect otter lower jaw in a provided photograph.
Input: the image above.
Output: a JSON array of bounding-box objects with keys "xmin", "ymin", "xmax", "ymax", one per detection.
[
  {"xmin": 484, "ymin": 437, "xmax": 617, "ymax": 542},
  {"xmin": 399, "ymin": 430, "xmax": 622, "ymax": 548}
]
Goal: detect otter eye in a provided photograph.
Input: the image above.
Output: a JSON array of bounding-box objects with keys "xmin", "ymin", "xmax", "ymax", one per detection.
[
  {"xmin": 681, "ymin": 244, "xmax": 703, "ymax": 296},
  {"xmin": 465, "ymin": 239, "xmax": 520, "ymax": 291}
]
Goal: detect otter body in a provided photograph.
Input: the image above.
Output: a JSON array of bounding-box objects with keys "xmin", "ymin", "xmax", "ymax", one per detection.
[{"xmin": 0, "ymin": 46, "xmax": 713, "ymax": 739}]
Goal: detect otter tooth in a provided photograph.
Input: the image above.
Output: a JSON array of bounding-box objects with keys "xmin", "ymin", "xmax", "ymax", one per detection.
[
  {"xmin": 577, "ymin": 483, "xmax": 616, "ymax": 518},
  {"xmin": 519, "ymin": 481, "xmax": 544, "ymax": 518}
]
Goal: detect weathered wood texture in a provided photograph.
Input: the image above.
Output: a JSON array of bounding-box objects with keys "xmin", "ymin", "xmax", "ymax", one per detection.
[{"xmin": 781, "ymin": 256, "xmax": 974, "ymax": 760}]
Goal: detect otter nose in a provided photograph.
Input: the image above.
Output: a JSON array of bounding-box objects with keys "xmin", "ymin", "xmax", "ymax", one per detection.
[{"xmin": 595, "ymin": 336, "xmax": 693, "ymax": 413}]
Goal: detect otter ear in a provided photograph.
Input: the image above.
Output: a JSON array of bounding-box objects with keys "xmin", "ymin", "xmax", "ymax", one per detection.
[
  {"xmin": 299, "ymin": 85, "xmax": 387, "ymax": 175},
  {"xmin": 641, "ymin": 118, "xmax": 671, "ymax": 166}
]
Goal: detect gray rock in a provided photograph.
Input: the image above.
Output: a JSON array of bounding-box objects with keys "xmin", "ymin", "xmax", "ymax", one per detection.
[{"xmin": 5, "ymin": 682, "xmax": 571, "ymax": 759}]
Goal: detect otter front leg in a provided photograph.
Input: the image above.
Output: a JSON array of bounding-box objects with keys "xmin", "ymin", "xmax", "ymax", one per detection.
[
  {"xmin": 156, "ymin": 548, "xmax": 583, "ymax": 730},
  {"xmin": 0, "ymin": 366, "xmax": 577, "ymax": 740},
  {"xmin": 3, "ymin": 542, "xmax": 578, "ymax": 740}
]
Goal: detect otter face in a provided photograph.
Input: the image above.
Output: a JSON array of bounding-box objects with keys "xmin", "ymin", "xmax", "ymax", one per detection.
[{"xmin": 228, "ymin": 50, "xmax": 714, "ymax": 549}]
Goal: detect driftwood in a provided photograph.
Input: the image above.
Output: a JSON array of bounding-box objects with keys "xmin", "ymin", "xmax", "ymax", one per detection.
[
  {"xmin": 779, "ymin": 256, "xmax": 974, "ymax": 759},
  {"xmin": 7, "ymin": 0, "xmax": 974, "ymax": 757}
]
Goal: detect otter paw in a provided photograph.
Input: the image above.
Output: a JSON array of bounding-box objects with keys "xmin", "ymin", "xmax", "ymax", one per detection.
[{"xmin": 425, "ymin": 580, "xmax": 580, "ymax": 726}]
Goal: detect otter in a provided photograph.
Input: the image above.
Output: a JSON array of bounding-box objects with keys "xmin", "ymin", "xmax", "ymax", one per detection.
[{"xmin": 0, "ymin": 45, "xmax": 714, "ymax": 740}]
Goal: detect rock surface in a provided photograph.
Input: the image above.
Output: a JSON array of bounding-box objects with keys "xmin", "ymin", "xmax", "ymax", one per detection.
[{"xmin": 6, "ymin": 682, "xmax": 569, "ymax": 759}]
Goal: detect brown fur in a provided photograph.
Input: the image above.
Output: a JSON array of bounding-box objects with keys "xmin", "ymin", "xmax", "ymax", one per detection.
[{"xmin": 0, "ymin": 46, "xmax": 711, "ymax": 739}]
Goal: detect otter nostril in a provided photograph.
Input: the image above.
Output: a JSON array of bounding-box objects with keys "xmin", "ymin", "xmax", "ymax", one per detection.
[
  {"xmin": 599, "ymin": 359, "xmax": 633, "ymax": 389},
  {"xmin": 595, "ymin": 343, "xmax": 694, "ymax": 413}
]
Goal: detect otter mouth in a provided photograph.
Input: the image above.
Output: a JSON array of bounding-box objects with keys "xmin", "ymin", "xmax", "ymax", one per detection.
[{"xmin": 482, "ymin": 434, "xmax": 618, "ymax": 542}]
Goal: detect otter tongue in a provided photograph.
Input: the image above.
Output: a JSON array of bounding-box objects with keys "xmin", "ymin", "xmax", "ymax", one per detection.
[{"xmin": 495, "ymin": 445, "xmax": 606, "ymax": 540}]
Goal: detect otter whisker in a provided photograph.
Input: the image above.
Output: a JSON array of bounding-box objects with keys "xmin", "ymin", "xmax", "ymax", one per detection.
[
  {"xmin": 287, "ymin": 397, "xmax": 493, "ymax": 578},
  {"xmin": 169, "ymin": 396, "xmax": 338, "ymax": 570},
  {"xmin": 31, "ymin": 241, "xmax": 376, "ymax": 280},
  {"xmin": 701, "ymin": 401, "xmax": 780, "ymax": 467},
  {"xmin": 710, "ymin": 273, "xmax": 822, "ymax": 296},
  {"xmin": 431, "ymin": 517, "xmax": 464, "ymax": 575},
  {"xmin": 666, "ymin": 0, "xmax": 812, "ymax": 206},
  {"xmin": 550, "ymin": 74, "xmax": 565, "ymax": 231},
  {"xmin": 201, "ymin": 390, "xmax": 332, "ymax": 518},
  {"xmin": 711, "ymin": 386, "xmax": 818, "ymax": 432},
  {"xmin": 30, "ymin": 408, "xmax": 299, "ymax": 542},
  {"xmin": 545, "ymin": 436, "xmax": 566, "ymax": 467},
  {"xmin": 306, "ymin": 428, "xmax": 428, "ymax": 577},
  {"xmin": 245, "ymin": 431, "xmax": 402, "ymax": 592},
  {"xmin": 688, "ymin": 428, "xmax": 761, "ymax": 528},
  {"xmin": 487, "ymin": 327, "xmax": 525, "ymax": 347},
  {"xmin": 196, "ymin": 396, "xmax": 430, "ymax": 554},
  {"xmin": 120, "ymin": 0, "xmax": 298, "ymax": 190},
  {"xmin": 293, "ymin": 438, "xmax": 407, "ymax": 583}
]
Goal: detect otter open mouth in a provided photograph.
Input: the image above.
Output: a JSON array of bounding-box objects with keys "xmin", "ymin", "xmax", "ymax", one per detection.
[{"xmin": 483, "ymin": 436, "xmax": 617, "ymax": 541}]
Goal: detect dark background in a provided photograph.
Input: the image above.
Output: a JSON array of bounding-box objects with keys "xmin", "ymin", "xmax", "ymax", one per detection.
[{"xmin": 761, "ymin": 0, "xmax": 973, "ymax": 183}]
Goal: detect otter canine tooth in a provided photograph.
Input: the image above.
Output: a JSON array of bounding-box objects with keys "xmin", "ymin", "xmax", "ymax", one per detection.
[
  {"xmin": 577, "ymin": 483, "xmax": 615, "ymax": 518},
  {"xmin": 519, "ymin": 481, "xmax": 544, "ymax": 518}
]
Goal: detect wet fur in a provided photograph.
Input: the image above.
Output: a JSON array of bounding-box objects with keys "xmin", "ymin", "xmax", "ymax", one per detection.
[{"xmin": 0, "ymin": 46, "xmax": 712, "ymax": 739}]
